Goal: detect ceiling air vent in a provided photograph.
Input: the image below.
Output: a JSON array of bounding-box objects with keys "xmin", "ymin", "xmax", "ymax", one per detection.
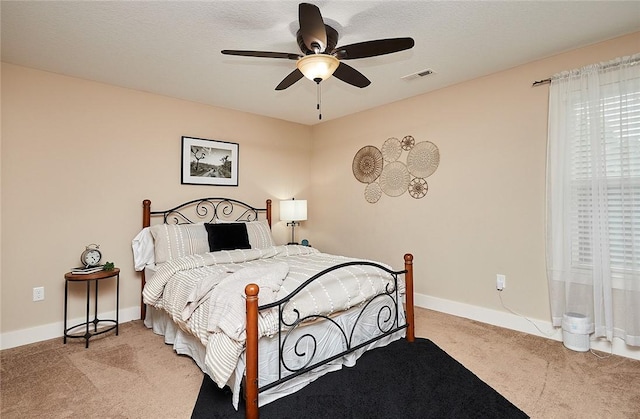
[{"xmin": 401, "ymin": 68, "xmax": 435, "ymax": 81}]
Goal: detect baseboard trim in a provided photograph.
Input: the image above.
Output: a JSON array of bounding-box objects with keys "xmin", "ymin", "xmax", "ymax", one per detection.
[
  {"xmin": 0, "ymin": 306, "xmax": 140, "ymax": 350},
  {"xmin": 3, "ymin": 297, "xmax": 639, "ymax": 360},
  {"xmin": 414, "ymin": 293, "xmax": 640, "ymax": 361}
]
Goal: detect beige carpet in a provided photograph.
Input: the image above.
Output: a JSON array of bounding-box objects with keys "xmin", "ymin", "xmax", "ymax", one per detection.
[
  {"xmin": 0, "ymin": 321, "xmax": 202, "ymax": 418},
  {"xmin": 414, "ymin": 309, "xmax": 640, "ymax": 419},
  {"xmin": 2, "ymin": 308, "xmax": 639, "ymax": 418}
]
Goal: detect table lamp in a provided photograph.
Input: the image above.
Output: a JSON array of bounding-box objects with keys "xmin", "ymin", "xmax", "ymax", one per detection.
[{"xmin": 280, "ymin": 198, "xmax": 307, "ymax": 245}]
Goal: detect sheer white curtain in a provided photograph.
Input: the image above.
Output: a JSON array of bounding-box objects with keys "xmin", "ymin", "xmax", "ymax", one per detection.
[{"xmin": 546, "ymin": 53, "xmax": 640, "ymax": 346}]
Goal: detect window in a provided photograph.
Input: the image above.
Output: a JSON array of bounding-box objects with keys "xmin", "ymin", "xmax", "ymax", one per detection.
[
  {"xmin": 569, "ymin": 87, "xmax": 640, "ymax": 282},
  {"xmin": 546, "ymin": 54, "xmax": 640, "ymax": 345}
]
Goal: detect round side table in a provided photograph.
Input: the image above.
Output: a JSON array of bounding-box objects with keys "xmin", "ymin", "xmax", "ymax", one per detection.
[{"xmin": 64, "ymin": 268, "xmax": 120, "ymax": 348}]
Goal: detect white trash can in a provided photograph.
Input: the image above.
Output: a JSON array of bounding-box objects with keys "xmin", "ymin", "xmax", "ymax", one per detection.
[{"xmin": 562, "ymin": 312, "xmax": 592, "ymax": 352}]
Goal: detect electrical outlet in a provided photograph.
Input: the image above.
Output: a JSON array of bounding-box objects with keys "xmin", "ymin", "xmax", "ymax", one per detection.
[
  {"xmin": 33, "ymin": 287, "xmax": 45, "ymax": 302},
  {"xmin": 496, "ymin": 274, "xmax": 506, "ymax": 291}
]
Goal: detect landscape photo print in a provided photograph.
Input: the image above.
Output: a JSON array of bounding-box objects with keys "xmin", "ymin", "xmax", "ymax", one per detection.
[{"xmin": 181, "ymin": 136, "xmax": 239, "ymax": 186}]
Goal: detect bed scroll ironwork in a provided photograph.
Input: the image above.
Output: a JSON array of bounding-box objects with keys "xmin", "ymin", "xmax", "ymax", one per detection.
[
  {"xmin": 244, "ymin": 253, "xmax": 415, "ymax": 419},
  {"xmin": 261, "ymin": 260, "xmax": 407, "ymax": 391},
  {"xmin": 145, "ymin": 197, "xmax": 271, "ymax": 226}
]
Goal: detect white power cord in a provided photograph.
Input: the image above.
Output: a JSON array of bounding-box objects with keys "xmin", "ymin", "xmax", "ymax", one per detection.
[
  {"xmin": 497, "ymin": 290, "xmax": 557, "ymax": 337},
  {"xmin": 589, "ymin": 337, "xmax": 615, "ymax": 359},
  {"xmin": 498, "ymin": 290, "xmax": 615, "ymax": 359}
]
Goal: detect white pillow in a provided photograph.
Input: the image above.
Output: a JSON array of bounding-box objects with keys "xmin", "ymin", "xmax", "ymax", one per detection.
[
  {"xmin": 149, "ymin": 223, "xmax": 209, "ymax": 264},
  {"xmin": 245, "ymin": 220, "xmax": 276, "ymax": 249},
  {"xmin": 131, "ymin": 227, "xmax": 155, "ymax": 271}
]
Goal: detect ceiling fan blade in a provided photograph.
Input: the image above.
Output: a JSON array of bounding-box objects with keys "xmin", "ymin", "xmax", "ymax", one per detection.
[
  {"xmin": 298, "ymin": 3, "xmax": 327, "ymax": 52},
  {"xmin": 275, "ymin": 69, "xmax": 304, "ymax": 90},
  {"xmin": 332, "ymin": 62, "xmax": 371, "ymax": 88},
  {"xmin": 333, "ymin": 38, "xmax": 415, "ymax": 60},
  {"xmin": 221, "ymin": 50, "xmax": 300, "ymax": 60}
]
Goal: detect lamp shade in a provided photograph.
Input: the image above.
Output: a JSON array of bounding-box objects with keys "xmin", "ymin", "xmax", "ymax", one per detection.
[
  {"xmin": 296, "ymin": 54, "xmax": 339, "ymax": 82},
  {"xmin": 280, "ymin": 199, "xmax": 307, "ymax": 222}
]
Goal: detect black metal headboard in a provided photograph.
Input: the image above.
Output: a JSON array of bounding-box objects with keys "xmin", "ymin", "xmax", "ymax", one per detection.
[{"xmin": 142, "ymin": 198, "xmax": 272, "ymax": 228}]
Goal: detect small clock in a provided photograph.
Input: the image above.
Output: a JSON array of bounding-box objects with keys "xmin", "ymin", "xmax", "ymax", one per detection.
[{"xmin": 80, "ymin": 244, "xmax": 102, "ymax": 267}]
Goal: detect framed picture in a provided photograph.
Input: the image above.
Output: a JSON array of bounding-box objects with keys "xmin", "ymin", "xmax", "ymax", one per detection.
[{"xmin": 181, "ymin": 136, "xmax": 239, "ymax": 186}]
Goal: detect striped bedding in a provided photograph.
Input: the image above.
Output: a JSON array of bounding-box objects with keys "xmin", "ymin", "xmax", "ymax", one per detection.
[{"xmin": 142, "ymin": 245, "xmax": 403, "ymax": 390}]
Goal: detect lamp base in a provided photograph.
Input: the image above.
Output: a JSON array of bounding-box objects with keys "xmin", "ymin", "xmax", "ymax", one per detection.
[{"xmin": 287, "ymin": 221, "xmax": 300, "ymax": 245}]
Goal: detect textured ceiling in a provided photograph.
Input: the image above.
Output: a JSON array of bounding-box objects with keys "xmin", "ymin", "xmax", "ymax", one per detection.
[{"xmin": 2, "ymin": 1, "xmax": 639, "ymax": 125}]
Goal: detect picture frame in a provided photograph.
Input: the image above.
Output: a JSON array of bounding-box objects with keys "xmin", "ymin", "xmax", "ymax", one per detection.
[{"xmin": 181, "ymin": 136, "xmax": 239, "ymax": 186}]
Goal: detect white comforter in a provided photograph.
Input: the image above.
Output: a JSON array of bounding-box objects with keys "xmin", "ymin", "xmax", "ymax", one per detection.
[{"xmin": 142, "ymin": 245, "xmax": 402, "ymax": 389}]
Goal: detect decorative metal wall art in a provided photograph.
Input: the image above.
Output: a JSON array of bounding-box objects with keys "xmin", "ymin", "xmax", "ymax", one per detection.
[{"xmin": 352, "ymin": 135, "xmax": 440, "ymax": 203}]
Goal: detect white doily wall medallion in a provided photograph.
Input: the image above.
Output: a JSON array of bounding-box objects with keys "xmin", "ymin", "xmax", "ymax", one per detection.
[
  {"xmin": 380, "ymin": 161, "xmax": 410, "ymax": 197},
  {"xmin": 407, "ymin": 141, "xmax": 439, "ymax": 178},
  {"xmin": 364, "ymin": 182, "xmax": 382, "ymax": 203},
  {"xmin": 381, "ymin": 137, "xmax": 402, "ymax": 162},
  {"xmin": 353, "ymin": 135, "xmax": 440, "ymax": 202}
]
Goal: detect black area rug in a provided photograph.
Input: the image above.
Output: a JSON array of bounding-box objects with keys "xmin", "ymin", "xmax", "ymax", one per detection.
[{"xmin": 191, "ymin": 338, "xmax": 529, "ymax": 419}]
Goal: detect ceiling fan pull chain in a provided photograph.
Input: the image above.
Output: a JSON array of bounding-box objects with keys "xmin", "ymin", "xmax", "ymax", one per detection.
[{"xmin": 317, "ymin": 80, "xmax": 322, "ymax": 120}]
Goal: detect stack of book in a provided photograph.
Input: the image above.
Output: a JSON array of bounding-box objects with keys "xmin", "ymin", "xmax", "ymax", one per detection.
[{"xmin": 71, "ymin": 265, "xmax": 104, "ymax": 275}]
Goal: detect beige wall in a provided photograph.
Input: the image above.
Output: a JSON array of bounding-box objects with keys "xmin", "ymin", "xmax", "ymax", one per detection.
[
  {"xmin": 2, "ymin": 32, "xmax": 639, "ymax": 346},
  {"xmin": 1, "ymin": 64, "xmax": 312, "ymax": 334},
  {"xmin": 309, "ymin": 32, "xmax": 640, "ymax": 323}
]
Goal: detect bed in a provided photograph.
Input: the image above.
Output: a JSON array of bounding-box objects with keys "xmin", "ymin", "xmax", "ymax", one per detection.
[{"xmin": 133, "ymin": 197, "xmax": 415, "ymax": 419}]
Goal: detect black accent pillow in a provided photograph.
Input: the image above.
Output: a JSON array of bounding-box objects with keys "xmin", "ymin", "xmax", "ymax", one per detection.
[{"xmin": 205, "ymin": 223, "xmax": 251, "ymax": 252}]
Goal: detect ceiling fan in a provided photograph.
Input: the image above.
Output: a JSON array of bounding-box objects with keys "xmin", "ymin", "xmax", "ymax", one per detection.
[{"xmin": 221, "ymin": 2, "xmax": 415, "ymax": 91}]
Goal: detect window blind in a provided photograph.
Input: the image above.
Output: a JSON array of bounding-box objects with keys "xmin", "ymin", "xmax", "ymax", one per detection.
[{"xmin": 569, "ymin": 87, "xmax": 640, "ymax": 278}]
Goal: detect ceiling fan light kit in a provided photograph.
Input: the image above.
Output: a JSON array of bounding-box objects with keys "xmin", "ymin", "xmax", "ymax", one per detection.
[{"xmin": 296, "ymin": 54, "xmax": 340, "ymax": 82}]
